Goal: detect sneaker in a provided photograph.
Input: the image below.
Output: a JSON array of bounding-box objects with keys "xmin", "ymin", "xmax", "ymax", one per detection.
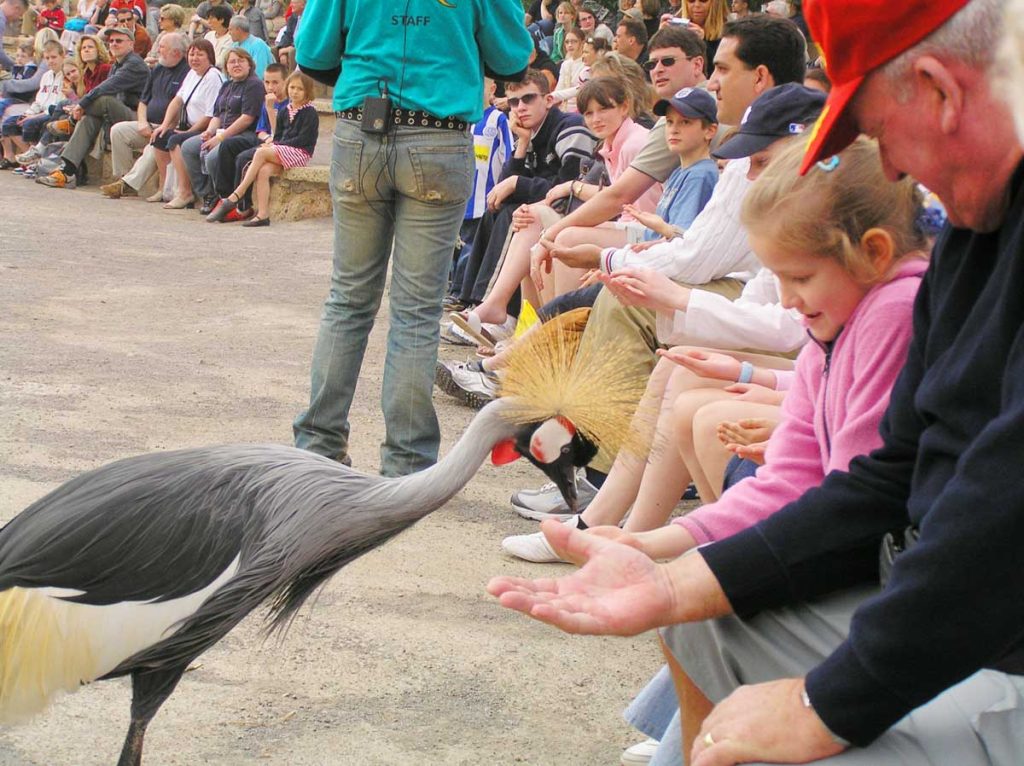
[
  {"xmin": 435, "ymin": 360, "xmax": 498, "ymax": 409},
  {"xmin": 14, "ymin": 147, "xmax": 40, "ymax": 165},
  {"xmin": 500, "ymin": 515, "xmax": 584, "ymax": 563},
  {"xmin": 450, "ymin": 360, "xmax": 499, "ymax": 408},
  {"xmin": 36, "ymin": 169, "xmax": 76, "ymax": 188},
  {"xmin": 440, "ymin": 321, "xmax": 476, "ymax": 347},
  {"xmin": 511, "ymin": 471, "xmax": 597, "ymax": 521},
  {"xmin": 621, "ymin": 738, "xmax": 659, "ymax": 765}
]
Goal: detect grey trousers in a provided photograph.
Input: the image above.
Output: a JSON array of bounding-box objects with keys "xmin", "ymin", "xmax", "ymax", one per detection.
[
  {"xmin": 179, "ymin": 133, "xmax": 217, "ymax": 199},
  {"xmin": 62, "ymin": 96, "xmax": 136, "ymax": 169},
  {"xmin": 663, "ymin": 585, "xmax": 1024, "ymax": 765}
]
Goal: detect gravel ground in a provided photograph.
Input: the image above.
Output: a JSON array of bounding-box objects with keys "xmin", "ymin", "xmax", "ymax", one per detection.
[{"xmin": 0, "ymin": 176, "xmax": 663, "ymax": 765}]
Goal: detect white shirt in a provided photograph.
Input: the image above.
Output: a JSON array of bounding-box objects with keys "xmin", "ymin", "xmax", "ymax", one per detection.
[
  {"xmin": 600, "ymin": 157, "xmax": 761, "ymax": 284},
  {"xmin": 658, "ymin": 266, "xmax": 807, "ymax": 353},
  {"xmin": 176, "ymin": 67, "xmax": 226, "ymax": 125}
]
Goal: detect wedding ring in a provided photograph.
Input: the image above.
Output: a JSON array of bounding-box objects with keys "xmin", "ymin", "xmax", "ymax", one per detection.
[{"xmin": 703, "ymin": 732, "xmax": 715, "ymax": 747}]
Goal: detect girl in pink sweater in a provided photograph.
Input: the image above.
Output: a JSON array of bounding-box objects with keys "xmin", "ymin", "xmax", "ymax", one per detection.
[{"xmin": 597, "ymin": 136, "xmax": 930, "ymax": 561}]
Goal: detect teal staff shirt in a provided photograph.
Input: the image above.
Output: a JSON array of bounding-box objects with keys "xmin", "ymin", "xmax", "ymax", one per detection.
[{"xmin": 295, "ymin": 0, "xmax": 533, "ymax": 123}]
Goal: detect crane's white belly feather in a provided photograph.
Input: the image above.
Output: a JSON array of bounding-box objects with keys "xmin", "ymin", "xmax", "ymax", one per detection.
[{"xmin": 0, "ymin": 556, "xmax": 239, "ymax": 722}]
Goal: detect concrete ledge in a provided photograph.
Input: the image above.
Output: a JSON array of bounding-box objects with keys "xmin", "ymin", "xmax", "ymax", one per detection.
[{"xmin": 268, "ymin": 164, "xmax": 331, "ymax": 222}]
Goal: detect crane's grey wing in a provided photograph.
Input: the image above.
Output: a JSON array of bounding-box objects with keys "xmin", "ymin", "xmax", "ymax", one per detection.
[{"xmin": 0, "ymin": 446, "xmax": 287, "ymax": 605}]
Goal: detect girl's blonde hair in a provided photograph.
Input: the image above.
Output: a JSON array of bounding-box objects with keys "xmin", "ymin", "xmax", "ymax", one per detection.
[
  {"xmin": 159, "ymin": 3, "xmax": 187, "ymax": 28},
  {"xmin": 590, "ymin": 52, "xmax": 654, "ymax": 121},
  {"xmin": 686, "ymin": 0, "xmax": 729, "ymax": 41},
  {"xmin": 285, "ymin": 70, "xmax": 316, "ymax": 104},
  {"xmin": 62, "ymin": 60, "xmax": 81, "ymax": 96},
  {"xmin": 34, "ymin": 28, "xmax": 60, "ymax": 59},
  {"xmin": 741, "ymin": 137, "xmax": 927, "ymax": 285},
  {"xmin": 74, "ymin": 34, "xmax": 111, "ymax": 71},
  {"xmin": 557, "ymin": 1, "xmax": 578, "ymax": 25}
]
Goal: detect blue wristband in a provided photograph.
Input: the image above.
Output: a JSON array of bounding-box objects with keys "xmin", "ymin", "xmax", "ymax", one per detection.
[{"xmin": 737, "ymin": 361, "xmax": 754, "ymax": 384}]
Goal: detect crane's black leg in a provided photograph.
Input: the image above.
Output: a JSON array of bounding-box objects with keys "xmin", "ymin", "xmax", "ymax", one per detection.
[{"xmin": 115, "ymin": 667, "xmax": 186, "ymax": 766}]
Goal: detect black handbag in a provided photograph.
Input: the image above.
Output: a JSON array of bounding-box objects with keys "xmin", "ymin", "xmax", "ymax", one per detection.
[{"xmin": 177, "ymin": 69, "xmax": 210, "ymax": 132}]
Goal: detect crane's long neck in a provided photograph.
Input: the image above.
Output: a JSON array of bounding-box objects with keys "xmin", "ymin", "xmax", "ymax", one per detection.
[{"xmin": 384, "ymin": 399, "xmax": 520, "ymax": 520}]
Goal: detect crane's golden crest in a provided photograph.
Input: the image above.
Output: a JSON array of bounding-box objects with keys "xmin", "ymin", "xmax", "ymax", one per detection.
[{"xmin": 497, "ymin": 308, "xmax": 655, "ymax": 459}]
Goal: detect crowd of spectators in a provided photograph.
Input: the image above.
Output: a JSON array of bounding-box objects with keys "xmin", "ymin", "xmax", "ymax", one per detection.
[{"xmin": 0, "ymin": 0, "xmax": 315, "ymax": 226}]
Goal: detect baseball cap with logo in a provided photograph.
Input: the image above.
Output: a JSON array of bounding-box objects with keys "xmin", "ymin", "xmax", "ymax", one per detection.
[
  {"xmin": 798, "ymin": 0, "xmax": 970, "ymax": 174},
  {"xmin": 712, "ymin": 83, "xmax": 826, "ymax": 161},
  {"xmin": 653, "ymin": 87, "xmax": 718, "ymax": 124}
]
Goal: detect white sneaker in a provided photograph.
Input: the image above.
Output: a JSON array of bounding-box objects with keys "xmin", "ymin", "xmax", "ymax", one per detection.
[
  {"xmin": 501, "ymin": 515, "xmax": 583, "ymax": 563},
  {"xmin": 15, "ymin": 147, "xmax": 41, "ymax": 165},
  {"xmin": 435, "ymin": 360, "xmax": 498, "ymax": 409},
  {"xmin": 621, "ymin": 738, "xmax": 659, "ymax": 765},
  {"xmin": 510, "ymin": 471, "xmax": 598, "ymax": 521},
  {"xmin": 440, "ymin": 321, "xmax": 476, "ymax": 346}
]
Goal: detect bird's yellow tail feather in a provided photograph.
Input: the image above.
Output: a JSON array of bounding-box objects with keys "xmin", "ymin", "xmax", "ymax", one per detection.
[{"xmin": 0, "ymin": 587, "xmax": 99, "ymax": 723}]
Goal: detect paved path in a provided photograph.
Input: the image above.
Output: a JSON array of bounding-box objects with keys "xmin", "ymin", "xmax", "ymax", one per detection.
[{"xmin": 0, "ymin": 176, "xmax": 661, "ymax": 765}]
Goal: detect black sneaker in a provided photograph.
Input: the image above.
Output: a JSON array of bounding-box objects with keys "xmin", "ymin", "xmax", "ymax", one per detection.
[{"xmin": 199, "ymin": 195, "xmax": 218, "ymax": 215}]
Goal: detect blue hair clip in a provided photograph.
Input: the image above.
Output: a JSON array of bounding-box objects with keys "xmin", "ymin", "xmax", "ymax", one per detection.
[{"xmin": 816, "ymin": 155, "xmax": 840, "ymax": 172}]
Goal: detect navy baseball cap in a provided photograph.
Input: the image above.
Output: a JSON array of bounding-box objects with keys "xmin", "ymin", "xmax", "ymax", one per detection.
[
  {"xmin": 712, "ymin": 83, "xmax": 827, "ymax": 160},
  {"xmin": 653, "ymin": 87, "xmax": 718, "ymax": 124}
]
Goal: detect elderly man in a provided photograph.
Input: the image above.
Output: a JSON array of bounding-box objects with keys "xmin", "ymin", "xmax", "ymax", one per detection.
[
  {"xmin": 490, "ymin": 1, "xmax": 1024, "ymax": 765},
  {"xmin": 37, "ymin": 25, "xmax": 149, "ymax": 189},
  {"xmin": 100, "ymin": 32, "xmax": 188, "ymax": 200},
  {"xmin": 229, "ymin": 15, "xmax": 273, "ymax": 77}
]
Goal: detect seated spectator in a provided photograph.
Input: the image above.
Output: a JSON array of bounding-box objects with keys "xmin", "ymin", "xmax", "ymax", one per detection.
[
  {"xmin": 0, "ymin": 44, "xmax": 39, "ymax": 149},
  {"xmin": 145, "ymin": 3, "xmax": 186, "ymax": 67},
  {"xmin": 36, "ymin": 25, "xmax": 148, "ymax": 188},
  {"xmin": 259, "ymin": 0, "xmax": 283, "ymax": 38},
  {"xmin": 99, "ymin": 31, "xmax": 188, "ymax": 199},
  {"xmin": 165, "ymin": 46, "xmax": 261, "ymax": 212},
  {"xmin": 187, "ymin": 0, "xmax": 226, "ymax": 37},
  {"xmin": 203, "ymin": 3, "xmax": 233, "ymax": 69},
  {"xmin": 550, "ymin": 26, "xmax": 587, "ymax": 112},
  {"xmin": 213, "ymin": 60, "xmax": 286, "ymax": 222},
  {"xmin": 270, "ymin": 0, "xmax": 301, "ymax": 71},
  {"xmin": 77, "ymin": 33, "xmax": 113, "ymax": 91},
  {"xmin": 228, "ymin": 14, "xmax": 272, "ymax": 77},
  {"xmin": 35, "ymin": 0, "xmax": 65, "ymax": 35},
  {"xmin": 236, "ymin": 0, "xmax": 266, "ymax": 41},
  {"xmin": 114, "ymin": 4, "xmax": 152, "ymax": 57},
  {"xmin": 147, "ymin": 39, "xmax": 223, "ymax": 202},
  {"xmin": 107, "ymin": 0, "xmax": 147, "ymax": 25},
  {"xmin": 578, "ymin": 1, "xmax": 614, "ymax": 45},
  {"xmin": 0, "ymin": 40, "xmax": 64, "ymax": 168},
  {"xmin": 452, "ymin": 69, "xmax": 597, "ymax": 326},
  {"xmin": 550, "ymin": 1, "xmax": 578, "ymax": 64},
  {"xmin": 206, "ymin": 70, "xmax": 317, "ymax": 226},
  {"xmin": 613, "ymin": 15, "xmax": 649, "ymax": 71},
  {"xmin": 589, "ymin": 51, "xmax": 655, "ymax": 126}
]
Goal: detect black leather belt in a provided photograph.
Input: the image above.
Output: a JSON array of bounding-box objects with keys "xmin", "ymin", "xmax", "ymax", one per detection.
[{"xmin": 335, "ymin": 107, "xmax": 468, "ymax": 131}]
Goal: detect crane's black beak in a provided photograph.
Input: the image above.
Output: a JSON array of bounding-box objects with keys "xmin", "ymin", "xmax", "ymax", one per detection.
[{"xmin": 543, "ymin": 453, "xmax": 579, "ymax": 515}]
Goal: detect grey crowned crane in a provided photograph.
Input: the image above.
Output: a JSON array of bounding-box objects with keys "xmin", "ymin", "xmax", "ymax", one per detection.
[{"xmin": 0, "ymin": 311, "xmax": 646, "ymax": 766}]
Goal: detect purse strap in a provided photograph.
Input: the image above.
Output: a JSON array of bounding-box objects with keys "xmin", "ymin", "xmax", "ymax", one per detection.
[{"xmin": 181, "ymin": 68, "xmax": 210, "ymax": 115}]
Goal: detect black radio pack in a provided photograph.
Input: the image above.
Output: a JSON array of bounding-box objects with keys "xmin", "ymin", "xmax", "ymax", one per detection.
[{"xmin": 361, "ymin": 95, "xmax": 392, "ymax": 134}]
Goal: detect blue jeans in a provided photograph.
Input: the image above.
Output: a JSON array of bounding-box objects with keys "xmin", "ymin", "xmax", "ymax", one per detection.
[
  {"xmin": 624, "ymin": 665, "xmax": 683, "ymax": 766},
  {"xmin": 293, "ymin": 118, "xmax": 473, "ymax": 476}
]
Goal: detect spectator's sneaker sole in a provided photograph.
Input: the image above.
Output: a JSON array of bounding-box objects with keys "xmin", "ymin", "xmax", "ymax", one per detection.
[{"xmin": 509, "ymin": 501, "xmax": 577, "ymax": 522}]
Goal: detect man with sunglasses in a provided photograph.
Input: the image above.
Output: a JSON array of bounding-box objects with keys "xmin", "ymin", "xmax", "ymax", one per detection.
[{"xmin": 452, "ymin": 69, "xmax": 597, "ymax": 314}]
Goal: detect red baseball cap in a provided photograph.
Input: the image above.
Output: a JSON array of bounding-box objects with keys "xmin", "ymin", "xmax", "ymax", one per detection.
[{"xmin": 799, "ymin": 0, "xmax": 970, "ymax": 174}]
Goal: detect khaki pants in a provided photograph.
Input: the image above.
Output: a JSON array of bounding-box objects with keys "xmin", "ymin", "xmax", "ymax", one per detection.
[
  {"xmin": 110, "ymin": 119, "xmax": 153, "ymax": 182},
  {"xmin": 581, "ymin": 278, "xmax": 744, "ymax": 473}
]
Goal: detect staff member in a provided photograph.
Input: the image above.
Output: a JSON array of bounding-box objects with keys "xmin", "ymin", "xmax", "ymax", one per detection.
[{"xmin": 293, "ymin": 2, "xmax": 532, "ymax": 477}]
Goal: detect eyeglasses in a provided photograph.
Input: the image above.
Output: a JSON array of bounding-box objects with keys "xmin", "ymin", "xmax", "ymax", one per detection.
[
  {"xmin": 507, "ymin": 92, "xmax": 542, "ymax": 108},
  {"xmin": 643, "ymin": 56, "xmax": 685, "ymax": 72}
]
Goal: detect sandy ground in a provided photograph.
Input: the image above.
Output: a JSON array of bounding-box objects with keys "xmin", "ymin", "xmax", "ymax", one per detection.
[{"xmin": 0, "ymin": 177, "xmax": 663, "ymax": 765}]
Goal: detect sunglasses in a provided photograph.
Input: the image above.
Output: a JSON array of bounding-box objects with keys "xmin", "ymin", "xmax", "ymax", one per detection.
[
  {"xmin": 507, "ymin": 92, "xmax": 542, "ymax": 108},
  {"xmin": 643, "ymin": 56, "xmax": 685, "ymax": 71}
]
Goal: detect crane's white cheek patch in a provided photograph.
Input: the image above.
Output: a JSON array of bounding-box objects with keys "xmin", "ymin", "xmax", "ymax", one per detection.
[
  {"xmin": 0, "ymin": 555, "xmax": 240, "ymax": 723},
  {"xmin": 529, "ymin": 419, "xmax": 573, "ymax": 464}
]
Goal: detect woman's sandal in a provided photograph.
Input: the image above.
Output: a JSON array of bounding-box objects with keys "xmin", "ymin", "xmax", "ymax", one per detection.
[
  {"xmin": 449, "ymin": 310, "xmax": 496, "ymax": 349},
  {"xmin": 241, "ymin": 216, "xmax": 270, "ymax": 227},
  {"xmin": 163, "ymin": 195, "xmax": 195, "ymax": 210}
]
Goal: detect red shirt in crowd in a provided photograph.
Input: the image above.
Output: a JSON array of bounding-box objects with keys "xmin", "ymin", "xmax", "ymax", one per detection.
[
  {"xmin": 37, "ymin": 6, "xmax": 66, "ymax": 33},
  {"xmin": 82, "ymin": 63, "xmax": 111, "ymax": 93}
]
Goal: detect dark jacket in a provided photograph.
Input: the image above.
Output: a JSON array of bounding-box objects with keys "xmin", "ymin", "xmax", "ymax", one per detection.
[
  {"xmin": 701, "ymin": 161, "xmax": 1024, "ymax": 747},
  {"xmin": 79, "ymin": 52, "xmax": 149, "ymax": 110},
  {"xmin": 272, "ymin": 103, "xmax": 319, "ymax": 155},
  {"xmin": 503, "ymin": 107, "xmax": 596, "ymax": 203}
]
